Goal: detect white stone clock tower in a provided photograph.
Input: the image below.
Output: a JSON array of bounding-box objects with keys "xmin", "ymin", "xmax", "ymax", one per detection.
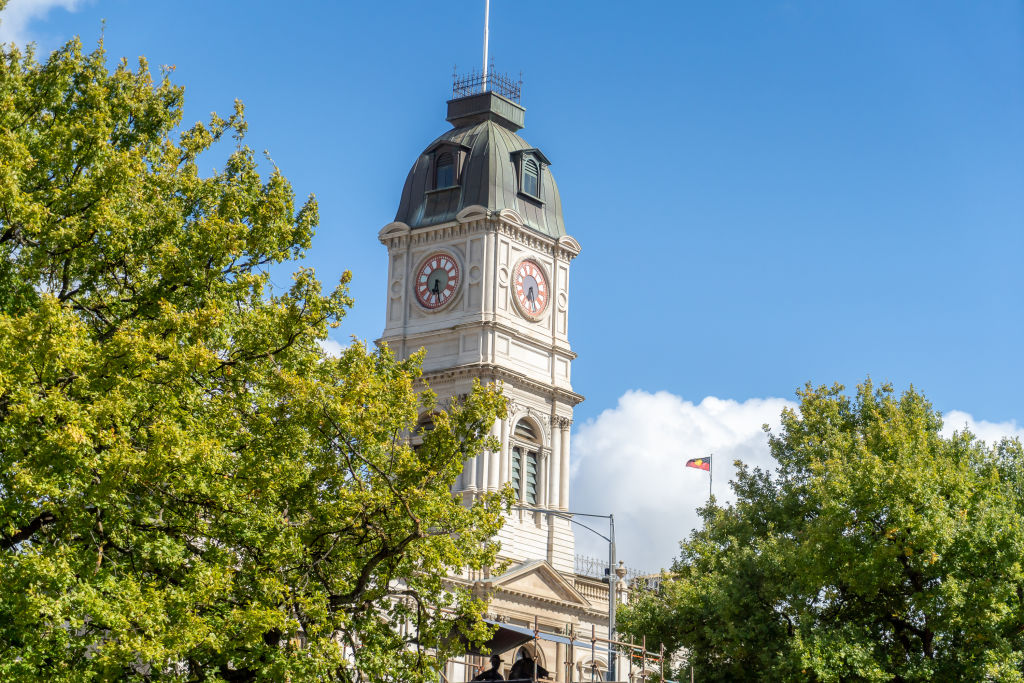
[
  {"xmin": 379, "ymin": 83, "xmax": 622, "ymax": 682},
  {"xmin": 378, "ymin": 85, "xmax": 582, "ymax": 573}
]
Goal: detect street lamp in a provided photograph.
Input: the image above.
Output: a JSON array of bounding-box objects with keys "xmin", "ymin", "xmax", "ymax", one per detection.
[{"xmin": 509, "ymin": 506, "xmax": 622, "ymax": 682}]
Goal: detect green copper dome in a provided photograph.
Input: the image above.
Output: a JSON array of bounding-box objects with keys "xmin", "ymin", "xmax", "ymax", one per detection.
[{"xmin": 394, "ymin": 92, "xmax": 565, "ymax": 238}]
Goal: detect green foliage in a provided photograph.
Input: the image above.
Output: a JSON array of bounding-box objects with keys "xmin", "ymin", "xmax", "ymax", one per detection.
[
  {"xmin": 619, "ymin": 380, "xmax": 1024, "ymax": 682},
  {"xmin": 0, "ymin": 37, "xmax": 507, "ymax": 681}
]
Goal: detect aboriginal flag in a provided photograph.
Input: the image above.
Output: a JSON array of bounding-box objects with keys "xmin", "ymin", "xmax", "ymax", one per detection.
[{"xmin": 685, "ymin": 457, "xmax": 711, "ymax": 471}]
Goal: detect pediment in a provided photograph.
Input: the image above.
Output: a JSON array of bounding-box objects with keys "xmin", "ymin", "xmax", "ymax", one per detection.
[
  {"xmin": 425, "ymin": 139, "xmax": 472, "ymax": 156},
  {"xmin": 486, "ymin": 560, "xmax": 590, "ymax": 608},
  {"xmin": 510, "ymin": 147, "xmax": 552, "ymax": 167},
  {"xmin": 496, "ymin": 207, "xmax": 524, "ymax": 227},
  {"xmin": 456, "ymin": 205, "xmax": 489, "ymax": 223},
  {"xmin": 557, "ymin": 235, "xmax": 581, "ymax": 255},
  {"xmin": 378, "ymin": 221, "xmax": 410, "ymax": 239}
]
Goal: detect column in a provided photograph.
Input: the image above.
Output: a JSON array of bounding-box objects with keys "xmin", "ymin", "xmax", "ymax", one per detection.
[
  {"xmin": 477, "ymin": 450, "xmax": 488, "ymax": 492},
  {"xmin": 548, "ymin": 416, "xmax": 561, "ymax": 508},
  {"xmin": 487, "ymin": 421, "xmax": 500, "ymax": 491},
  {"xmin": 558, "ymin": 418, "xmax": 571, "ymax": 510},
  {"xmin": 464, "ymin": 454, "xmax": 477, "ymax": 494},
  {"xmin": 499, "ymin": 417, "xmax": 509, "ymax": 485}
]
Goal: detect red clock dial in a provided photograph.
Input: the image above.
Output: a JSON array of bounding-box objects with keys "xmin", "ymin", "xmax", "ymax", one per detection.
[
  {"xmin": 414, "ymin": 252, "xmax": 460, "ymax": 309},
  {"xmin": 513, "ymin": 259, "xmax": 548, "ymax": 318}
]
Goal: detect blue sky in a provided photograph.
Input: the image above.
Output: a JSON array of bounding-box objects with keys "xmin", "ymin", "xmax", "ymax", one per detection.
[{"xmin": 5, "ymin": 0, "xmax": 1022, "ymax": 569}]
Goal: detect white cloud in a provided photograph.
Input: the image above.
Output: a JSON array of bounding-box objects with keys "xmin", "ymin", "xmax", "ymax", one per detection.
[
  {"xmin": 570, "ymin": 391, "xmax": 795, "ymax": 574},
  {"xmin": 940, "ymin": 409, "xmax": 1024, "ymax": 445},
  {"xmin": 570, "ymin": 392, "xmax": 1024, "ymax": 575},
  {"xmin": 0, "ymin": 0, "xmax": 83, "ymax": 46},
  {"xmin": 318, "ymin": 337, "xmax": 345, "ymax": 358}
]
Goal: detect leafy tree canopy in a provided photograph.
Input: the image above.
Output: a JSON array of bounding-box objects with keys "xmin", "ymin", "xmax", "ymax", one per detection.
[
  {"xmin": 620, "ymin": 380, "xmax": 1024, "ymax": 682},
  {"xmin": 0, "ymin": 33, "xmax": 506, "ymax": 682}
]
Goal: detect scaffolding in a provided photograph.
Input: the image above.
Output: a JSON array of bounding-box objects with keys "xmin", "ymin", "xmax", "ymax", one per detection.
[{"xmin": 445, "ymin": 615, "xmax": 671, "ymax": 683}]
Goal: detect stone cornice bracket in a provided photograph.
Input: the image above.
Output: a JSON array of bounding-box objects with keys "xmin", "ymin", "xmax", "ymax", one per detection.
[
  {"xmin": 556, "ymin": 234, "xmax": 582, "ymax": 262},
  {"xmin": 377, "ymin": 221, "xmax": 410, "ymax": 245},
  {"xmin": 456, "ymin": 204, "xmax": 490, "ymax": 225},
  {"xmin": 380, "ymin": 215, "xmax": 497, "ymax": 249}
]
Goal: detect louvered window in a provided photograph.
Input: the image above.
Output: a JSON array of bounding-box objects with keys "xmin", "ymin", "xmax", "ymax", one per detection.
[
  {"xmin": 522, "ymin": 158, "xmax": 539, "ymax": 197},
  {"xmin": 435, "ymin": 152, "xmax": 454, "ymax": 189},
  {"xmin": 514, "ymin": 420, "xmax": 537, "ymax": 441},
  {"xmin": 525, "ymin": 451, "xmax": 538, "ymax": 504},
  {"xmin": 511, "ymin": 448, "xmax": 522, "ymax": 500}
]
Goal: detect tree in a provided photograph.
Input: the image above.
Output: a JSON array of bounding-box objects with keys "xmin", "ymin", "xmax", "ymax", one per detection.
[
  {"xmin": 619, "ymin": 380, "xmax": 1024, "ymax": 682},
  {"xmin": 0, "ymin": 34, "xmax": 507, "ymax": 682}
]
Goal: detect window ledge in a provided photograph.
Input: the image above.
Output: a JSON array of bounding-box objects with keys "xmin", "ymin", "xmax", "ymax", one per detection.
[
  {"xmin": 517, "ymin": 191, "xmax": 544, "ymax": 205},
  {"xmin": 426, "ymin": 185, "xmax": 460, "ymax": 195}
]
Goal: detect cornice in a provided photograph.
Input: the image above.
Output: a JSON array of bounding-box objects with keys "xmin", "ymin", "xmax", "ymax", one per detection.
[
  {"xmin": 379, "ymin": 319, "xmax": 577, "ymax": 361},
  {"xmin": 443, "ymin": 578, "xmax": 603, "ymax": 620},
  {"xmin": 378, "ymin": 207, "xmax": 580, "ymax": 263},
  {"xmin": 417, "ymin": 362, "xmax": 585, "ymax": 406},
  {"xmin": 486, "ymin": 585, "xmax": 605, "ymax": 619}
]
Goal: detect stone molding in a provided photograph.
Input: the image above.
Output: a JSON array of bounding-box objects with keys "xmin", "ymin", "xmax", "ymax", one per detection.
[
  {"xmin": 413, "ymin": 362, "xmax": 585, "ymax": 406},
  {"xmin": 378, "ymin": 209, "xmax": 580, "ymax": 264}
]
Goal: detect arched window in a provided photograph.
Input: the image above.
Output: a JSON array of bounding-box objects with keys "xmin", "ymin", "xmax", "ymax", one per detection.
[
  {"xmin": 511, "ymin": 419, "xmax": 540, "ymax": 505},
  {"xmin": 522, "ymin": 157, "xmax": 539, "ymax": 197},
  {"xmin": 415, "ymin": 414, "xmax": 435, "ymax": 434},
  {"xmin": 511, "ymin": 447, "xmax": 539, "ymax": 505},
  {"xmin": 435, "ymin": 152, "xmax": 454, "ymax": 189},
  {"xmin": 411, "ymin": 414, "xmax": 437, "ymax": 453},
  {"xmin": 512, "ymin": 645, "xmax": 546, "ymax": 677},
  {"xmin": 581, "ymin": 658, "xmax": 607, "ymax": 680},
  {"xmin": 514, "ymin": 420, "xmax": 537, "ymax": 441}
]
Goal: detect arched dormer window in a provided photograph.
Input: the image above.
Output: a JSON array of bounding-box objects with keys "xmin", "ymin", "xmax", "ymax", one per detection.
[
  {"xmin": 522, "ymin": 158, "xmax": 539, "ymax": 198},
  {"xmin": 512, "ymin": 148, "xmax": 549, "ymax": 202},
  {"xmin": 435, "ymin": 152, "xmax": 454, "ymax": 189},
  {"xmin": 511, "ymin": 418, "xmax": 541, "ymax": 506}
]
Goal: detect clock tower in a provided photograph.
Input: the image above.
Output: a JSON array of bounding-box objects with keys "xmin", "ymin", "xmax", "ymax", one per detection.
[
  {"xmin": 378, "ymin": 79, "xmax": 623, "ymax": 682},
  {"xmin": 378, "ymin": 83, "xmax": 581, "ymax": 574}
]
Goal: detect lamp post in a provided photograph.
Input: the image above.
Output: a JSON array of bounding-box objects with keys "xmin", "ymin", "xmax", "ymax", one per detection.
[{"xmin": 510, "ymin": 506, "xmax": 621, "ymax": 681}]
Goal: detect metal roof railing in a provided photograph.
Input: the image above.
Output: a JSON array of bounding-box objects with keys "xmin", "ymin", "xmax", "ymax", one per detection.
[{"xmin": 452, "ymin": 65, "xmax": 522, "ymax": 103}]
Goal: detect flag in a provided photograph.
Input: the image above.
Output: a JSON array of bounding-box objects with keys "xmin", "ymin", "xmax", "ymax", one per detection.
[{"xmin": 685, "ymin": 456, "xmax": 711, "ymax": 472}]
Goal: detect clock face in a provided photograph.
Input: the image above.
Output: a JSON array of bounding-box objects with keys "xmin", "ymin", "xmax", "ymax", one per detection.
[
  {"xmin": 513, "ymin": 259, "xmax": 548, "ymax": 319},
  {"xmin": 414, "ymin": 252, "xmax": 460, "ymax": 309}
]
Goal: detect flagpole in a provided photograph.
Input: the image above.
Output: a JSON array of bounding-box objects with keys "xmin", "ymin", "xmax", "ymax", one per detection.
[
  {"xmin": 709, "ymin": 454, "xmax": 712, "ymax": 502},
  {"xmin": 482, "ymin": 0, "xmax": 490, "ymax": 91}
]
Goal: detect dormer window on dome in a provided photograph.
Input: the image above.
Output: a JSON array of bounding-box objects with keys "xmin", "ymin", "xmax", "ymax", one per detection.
[
  {"xmin": 523, "ymin": 159, "xmax": 539, "ymax": 197},
  {"xmin": 512, "ymin": 148, "xmax": 551, "ymax": 203},
  {"xmin": 426, "ymin": 141, "xmax": 470, "ymax": 192},
  {"xmin": 435, "ymin": 152, "xmax": 454, "ymax": 189}
]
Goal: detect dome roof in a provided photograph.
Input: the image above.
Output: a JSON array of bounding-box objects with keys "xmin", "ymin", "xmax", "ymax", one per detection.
[{"xmin": 394, "ymin": 93, "xmax": 565, "ymax": 238}]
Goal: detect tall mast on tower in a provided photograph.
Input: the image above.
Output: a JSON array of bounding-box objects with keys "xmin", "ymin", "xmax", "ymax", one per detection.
[{"xmin": 482, "ymin": 0, "xmax": 490, "ymax": 91}]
